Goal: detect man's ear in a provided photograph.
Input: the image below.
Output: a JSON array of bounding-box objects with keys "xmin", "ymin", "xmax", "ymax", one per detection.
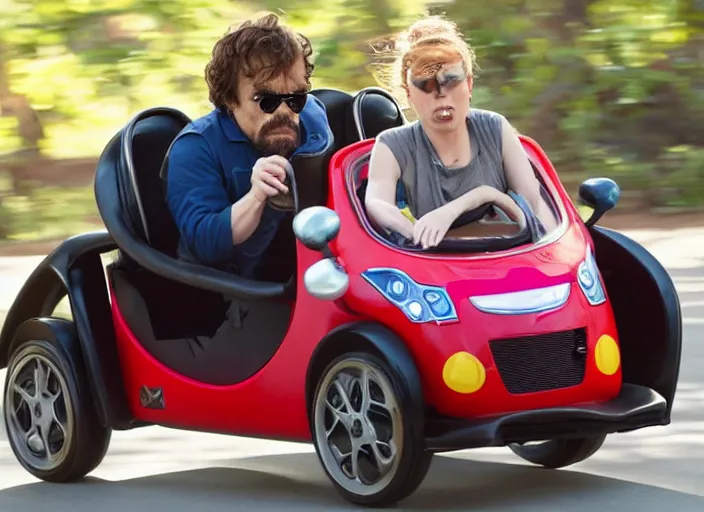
[{"xmin": 467, "ymin": 75, "xmax": 474, "ymax": 96}]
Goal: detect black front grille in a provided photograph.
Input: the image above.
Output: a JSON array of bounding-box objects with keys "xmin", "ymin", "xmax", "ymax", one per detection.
[{"xmin": 489, "ymin": 328, "xmax": 587, "ymax": 394}]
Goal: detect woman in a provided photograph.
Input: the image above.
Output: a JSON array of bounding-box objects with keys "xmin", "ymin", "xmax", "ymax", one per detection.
[{"xmin": 364, "ymin": 15, "xmax": 556, "ymax": 249}]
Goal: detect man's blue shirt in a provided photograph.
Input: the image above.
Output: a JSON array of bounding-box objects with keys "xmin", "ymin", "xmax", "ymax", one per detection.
[{"xmin": 165, "ymin": 94, "xmax": 332, "ymax": 278}]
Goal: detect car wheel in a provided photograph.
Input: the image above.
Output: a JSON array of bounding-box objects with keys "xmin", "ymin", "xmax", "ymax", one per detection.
[
  {"xmin": 3, "ymin": 338, "xmax": 112, "ymax": 482},
  {"xmin": 311, "ymin": 351, "xmax": 432, "ymax": 507},
  {"xmin": 508, "ymin": 434, "xmax": 606, "ymax": 469}
]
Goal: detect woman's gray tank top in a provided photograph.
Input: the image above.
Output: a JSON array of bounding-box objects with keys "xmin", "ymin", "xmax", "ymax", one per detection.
[{"xmin": 376, "ymin": 108, "xmax": 508, "ymax": 219}]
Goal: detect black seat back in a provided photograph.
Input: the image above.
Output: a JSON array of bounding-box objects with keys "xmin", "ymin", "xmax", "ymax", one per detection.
[
  {"xmin": 291, "ymin": 143, "xmax": 335, "ymax": 210},
  {"xmin": 310, "ymin": 88, "xmax": 354, "ymax": 152},
  {"xmin": 347, "ymin": 87, "xmax": 406, "ymax": 140},
  {"xmin": 345, "ymin": 87, "xmax": 407, "ymax": 211},
  {"xmin": 118, "ymin": 107, "xmax": 191, "ymax": 256},
  {"xmin": 310, "ymin": 87, "xmax": 406, "ymax": 149}
]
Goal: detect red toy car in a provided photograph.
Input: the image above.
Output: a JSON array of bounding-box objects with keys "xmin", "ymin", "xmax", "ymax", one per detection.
[{"xmin": 0, "ymin": 87, "xmax": 682, "ymax": 507}]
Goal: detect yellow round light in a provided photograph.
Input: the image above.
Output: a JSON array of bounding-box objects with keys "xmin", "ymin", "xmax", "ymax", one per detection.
[
  {"xmin": 595, "ymin": 334, "xmax": 620, "ymax": 375},
  {"xmin": 442, "ymin": 352, "xmax": 486, "ymax": 394}
]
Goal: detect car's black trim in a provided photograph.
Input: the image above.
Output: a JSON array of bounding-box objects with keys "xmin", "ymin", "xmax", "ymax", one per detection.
[
  {"xmin": 305, "ymin": 321, "xmax": 424, "ymax": 429},
  {"xmin": 96, "ymin": 106, "xmax": 336, "ymax": 300},
  {"xmin": 0, "ymin": 231, "xmax": 135, "ymax": 430},
  {"xmin": 424, "ymin": 383, "xmax": 667, "ymax": 452},
  {"xmin": 309, "ymin": 88, "xmax": 354, "ymax": 154},
  {"xmin": 0, "ymin": 231, "xmax": 114, "ymax": 366},
  {"xmin": 590, "ymin": 225, "xmax": 682, "ymax": 420},
  {"xmin": 95, "ymin": 112, "xmax": 287, "ymax": 300},
  {"xmin": 122, "ymin": 108, "xmax": 191, "ymax": 246},
  {"xmin": 349, "ymin": 86, "xmax": 407, "ymax": 141},
  {"xmin": 9, "ymin": 318, "xmax": 80, "ymax": 364}
]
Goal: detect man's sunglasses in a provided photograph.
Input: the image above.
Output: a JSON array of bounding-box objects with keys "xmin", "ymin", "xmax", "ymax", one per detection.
[
  {"xmin": 254, "ymin": 92, "xmax": 308, "ymax": 114},
  {"xmin": 410, "ymin": 62, "xmax": 467, "ymax": 94}
]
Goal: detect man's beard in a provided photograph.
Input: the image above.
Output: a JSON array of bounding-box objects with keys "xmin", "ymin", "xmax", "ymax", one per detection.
[{"xmin": 254, "ymin": 114, "xmax": 301, "ymax": 158}]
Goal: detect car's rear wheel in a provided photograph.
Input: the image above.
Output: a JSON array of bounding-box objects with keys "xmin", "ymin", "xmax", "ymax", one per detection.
[
  {"xmin": 311, "ymin": 351, "xmax": 432, "ymax": 507},
  {"xmin": 3, "ymin": 337, "xmax": 112, "ymax": 482},
  {"xmin": 508, "ymin": 434, "xmax": 606, "ymax": 469}
]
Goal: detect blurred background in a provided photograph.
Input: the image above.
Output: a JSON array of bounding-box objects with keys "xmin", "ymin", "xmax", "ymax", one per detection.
[
  {"xmin": 0, "ymin": 0, "xmax": 703, "ymax": 245},
  {"xmin": 2, "ymin": 3, "xmax": 704, "ymax": 506}
]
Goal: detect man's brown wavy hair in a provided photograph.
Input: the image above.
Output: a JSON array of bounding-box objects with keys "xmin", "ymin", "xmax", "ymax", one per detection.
[{"xmin": 205, "ymin": 13, "xmax": 315, "ymax": 110}]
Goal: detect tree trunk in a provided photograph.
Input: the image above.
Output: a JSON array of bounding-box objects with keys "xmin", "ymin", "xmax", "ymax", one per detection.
[{"xmin": 0, "ymin": 41, "xmax": 45, "ymax": 155}]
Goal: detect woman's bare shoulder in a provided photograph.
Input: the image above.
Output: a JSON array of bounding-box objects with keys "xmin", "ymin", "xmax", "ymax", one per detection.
[
  {"xmin": 469, "ymin": 108, "xmax": 506, "ymax": 122},
  {"xmin": 376, "ymin": 120, "xmax": 420, "ymax": 145}
]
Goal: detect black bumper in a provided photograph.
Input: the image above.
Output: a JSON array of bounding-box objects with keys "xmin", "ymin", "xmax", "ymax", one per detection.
[{"xmin": 424, "ymin": 383, "xmax": 667, "ymax": 452}]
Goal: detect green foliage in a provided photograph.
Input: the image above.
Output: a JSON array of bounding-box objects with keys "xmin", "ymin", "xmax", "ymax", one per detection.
[
  {"xmin": 440, "ymin": 0, "xmax": 704, "ymax": 207},
  {"xmin": 0, "ymin": 0, "xmax": 703, "ymax": 241},
  {"xmin": 1, "ymin": 0, "xmax": 246, "ymax": 157},
  {"xmin": 1, "ymin": 185, "xmax": 99, "ymax": 241}
]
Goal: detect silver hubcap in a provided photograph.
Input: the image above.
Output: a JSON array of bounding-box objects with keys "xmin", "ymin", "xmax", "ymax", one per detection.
[
  {"xmin": 4, "ymin": 352, "xmax": 73, "ymax": 471},
  {"xmin": 314, "ymin": 357, "xmax": 403, "ymax": 496}
]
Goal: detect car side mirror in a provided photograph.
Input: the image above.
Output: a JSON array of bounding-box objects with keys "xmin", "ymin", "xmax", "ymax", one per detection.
[
  {"xmin": 577, "ymin": 177, "xmax": 620, "ymax": 227},
  {"xmin": 293, "ymin": 206, "xmax": 341, "ymax": 252},
  {"xmin": 303, "ymin": 258, "xmax": 349, "ymax": 300}
]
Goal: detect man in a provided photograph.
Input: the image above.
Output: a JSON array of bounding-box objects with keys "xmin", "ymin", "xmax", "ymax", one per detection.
[{"xmin": 166, "ymin": 13, "xmax": 332, "ymax": 279}]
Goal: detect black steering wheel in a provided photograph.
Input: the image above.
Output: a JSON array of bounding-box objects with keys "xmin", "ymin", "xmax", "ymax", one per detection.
[
  {"xmin": 267, "ymin": 160, "xmax": 299, "ymax": 213},
  {"xmin": 508, "ymin": 190, "xmax": 547, "ymax": 241},
  {"xmin": 449, "ymin": 203, "xmax": 494, "ymax": 229},
  {"xmin": 387, "ymin": 191, "xmax": 546, "ymax": 253}
]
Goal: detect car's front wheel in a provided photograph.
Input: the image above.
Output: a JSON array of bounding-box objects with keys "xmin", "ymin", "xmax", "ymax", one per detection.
[
  {"xmin": 311, "ymin": 351, "xmax": 432, "ymax": 507},
  {"xmin": 3, "ymin": 336, "xmax": 112, "ymax": 482},
  {"xmin": 508, "ymin": 434, "xmax": 606, "ymax": 469}
]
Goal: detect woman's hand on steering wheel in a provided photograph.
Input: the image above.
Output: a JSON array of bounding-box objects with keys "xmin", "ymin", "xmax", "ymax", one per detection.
[{"xmin": 412, "ymin": 203, "xmax": 459, "ymax": 248}]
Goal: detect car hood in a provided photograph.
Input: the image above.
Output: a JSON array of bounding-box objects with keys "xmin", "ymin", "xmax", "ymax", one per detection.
[{"xmin": 339, "ymin": 223, "xmax": 594, "ymax": 320}]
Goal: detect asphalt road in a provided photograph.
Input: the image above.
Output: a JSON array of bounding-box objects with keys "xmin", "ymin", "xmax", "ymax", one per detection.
[{"xmin": 1, "ymin": 227, "xmax": 704, "ymax": 511}]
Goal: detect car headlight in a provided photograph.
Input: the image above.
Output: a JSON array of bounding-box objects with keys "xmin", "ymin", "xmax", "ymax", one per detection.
[
  {"xmin": 469, "ymin": 283, "xmax": 571, "ymax": 315},
  {"xmin": 361, "ymin": 268, "xmax": 458, "ymax": 324},
  {"xmin": 578, "ymin": 245, "xmax": 606, "ymax": 305}
]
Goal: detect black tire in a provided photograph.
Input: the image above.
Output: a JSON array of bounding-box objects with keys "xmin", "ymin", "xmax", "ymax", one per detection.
[
  {"xmin": 508, "ymin": 434, "xmax": 606, "ymax": 469},
  {"xmin": 3, "ymin": 338, "xmax": 112, "ymax": 482},
  {"xmin": 310, "ymin": 351, "xmax": 432, "ymax": 507}
]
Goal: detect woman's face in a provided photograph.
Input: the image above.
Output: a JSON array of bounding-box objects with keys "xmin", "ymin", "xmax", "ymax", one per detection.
[{"xmin": 406, "ymin": 60, "xmax": 472, "ymax": 132}]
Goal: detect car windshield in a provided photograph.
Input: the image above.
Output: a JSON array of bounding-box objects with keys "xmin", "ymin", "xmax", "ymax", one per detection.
[{"xmin": 349, "ymin": 153, "xmax": 563, "ymax": 254}]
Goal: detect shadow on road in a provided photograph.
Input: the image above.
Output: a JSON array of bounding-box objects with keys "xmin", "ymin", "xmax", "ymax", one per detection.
[{"xmin": 0, "ymin": 452, "xmax": 703, "ymax": 511}]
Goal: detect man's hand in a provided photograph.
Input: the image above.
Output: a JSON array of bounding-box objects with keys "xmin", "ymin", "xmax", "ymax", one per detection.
[
  {"xmin": 250, "ymin": 155, "xmax": 290, "ymax": 203},
  {"xmin": 412, "ymin": 204, "xmax": 459, "ymax": 248}
]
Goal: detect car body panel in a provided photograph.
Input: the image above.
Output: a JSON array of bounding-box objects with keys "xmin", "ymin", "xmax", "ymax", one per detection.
[
  {"xmin": 0, "ymin": 105, "xmax": 680, "ymax": 453},
  {"xmin": 0, "ymin": 231, "xmax": 133, "ymax": 429},
  {"xmin": 590, "ymin": 225, "xmax": 682, "ymax": 421},
  {"xmin": 111, "ymin": 245, "xmax": 359, "ymax": 441},
  {"xmin": 324, "ymin": 139, "xmax": 622, "ymax": 419}
]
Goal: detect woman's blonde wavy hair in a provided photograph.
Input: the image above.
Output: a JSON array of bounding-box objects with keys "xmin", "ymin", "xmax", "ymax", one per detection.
[{"xmin": 368, "ymin": 15, "xmax": 477, "ymax": 107}]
